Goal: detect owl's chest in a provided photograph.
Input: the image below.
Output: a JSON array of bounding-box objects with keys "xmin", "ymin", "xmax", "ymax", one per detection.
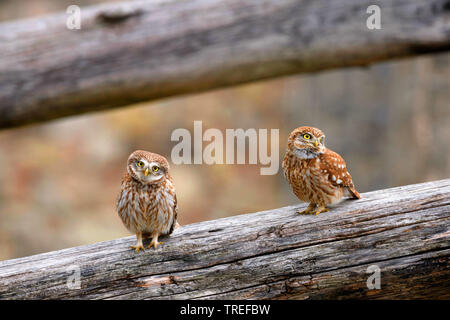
[
  {"xmin": 288, "ymin": 161, "xmax": 321, "ymax": 188},
  {"xmin": 135, "ymin": 184, "xmax": 175, "ymax": 215},
  {"xmin": 118, "ymin": 181, "xmax": 174, "ymax": 219},
  {"xmin": 117, "ymin": 177, "xmax": 177, "ymax": 234},
  {"xmin": 283, "ymin": 155, "xmax": 330, "ymax": 199}
]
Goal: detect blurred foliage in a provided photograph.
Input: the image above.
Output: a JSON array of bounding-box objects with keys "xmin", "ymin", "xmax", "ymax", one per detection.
[{"xmin": 0, "ymin": 1, "xmax": 449, "ymax": 260}]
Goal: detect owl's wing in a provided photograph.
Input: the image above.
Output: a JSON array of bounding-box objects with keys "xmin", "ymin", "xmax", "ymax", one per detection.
[
  {"xmin": 168, "ymin": 193, "xmax": 178, "ymax": 235},
  {"xmin": 320, "ymin": 149, "xmax": 360, "ymax": 199}
]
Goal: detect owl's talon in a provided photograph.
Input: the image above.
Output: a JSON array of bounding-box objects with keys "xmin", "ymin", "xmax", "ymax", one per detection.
[
  {"xmin": 130, "ymin": 232, "xmax": 144, "ymax": 253},
  {"xmin": 130, "ymin": 244, "xmax": 145, "ymax": 253},
  {"xmin": 314, "ymin": 207, "xmax": 329, "ymax": 215},
  {"xmin": 148, "ymin": 234, "xmax": 163, "ymax": 249},
  {"xmin": 148, "ymin": 240, "xmax": 163, "ymax": 249},
  {"xmin": 298, "ymin": 203, "xmax": 316, "ymax": 215}
]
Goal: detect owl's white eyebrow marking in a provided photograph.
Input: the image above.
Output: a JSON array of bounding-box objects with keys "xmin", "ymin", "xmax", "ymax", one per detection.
[{"xmin": 332, "ymin": 175, "xmax": 336, "ymax": 181}]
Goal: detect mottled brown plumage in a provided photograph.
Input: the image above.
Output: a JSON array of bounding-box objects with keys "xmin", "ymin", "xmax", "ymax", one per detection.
[
  {"xmin": 117, "ymin": 150, "xmax": 178, "ymax": 253},
  {"xmin": 282, "ymin": 126, "xmax": 360, "ymax": 215}
]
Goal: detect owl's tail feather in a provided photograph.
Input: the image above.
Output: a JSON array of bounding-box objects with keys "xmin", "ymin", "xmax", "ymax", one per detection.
[{"xmin": 348, "ymin": 187, "xmax": 361, "ymax": 199}]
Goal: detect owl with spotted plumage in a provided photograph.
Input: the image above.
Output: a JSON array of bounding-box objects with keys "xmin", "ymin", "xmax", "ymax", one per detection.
[
  {"xmin": 282, "ymin": 126, "xmax": 360, "ymax": 215},
  {"xmin": 117, "ymin": 150, "xmax": 178, "ymax": 253}
]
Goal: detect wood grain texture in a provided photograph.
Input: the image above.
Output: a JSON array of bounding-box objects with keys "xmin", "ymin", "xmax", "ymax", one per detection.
[
  {"xmin": 0, "ymin": 179, "xmax": 449, "ymax": 299},
  {"xmin": 0, "ymin": 0, "xmax": 449, "ymax": 129}
]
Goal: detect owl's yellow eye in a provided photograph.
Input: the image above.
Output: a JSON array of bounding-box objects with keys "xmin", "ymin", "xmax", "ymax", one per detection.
[
  {"xmin": 152, "ymin": 166, "xmax": 159, "ymax": 172},
  {"xmin": 303, "ymin": 134, "xmax": 311, "ymax": 140},
  {"xmin": 137, "ymin": 161, "xmax": 144, "ymax": 167}
]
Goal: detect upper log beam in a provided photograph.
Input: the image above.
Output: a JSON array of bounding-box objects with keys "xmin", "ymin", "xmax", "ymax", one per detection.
[{"xmin": 0, "ymin": 0, "xmax": 449, "ymax": 129}]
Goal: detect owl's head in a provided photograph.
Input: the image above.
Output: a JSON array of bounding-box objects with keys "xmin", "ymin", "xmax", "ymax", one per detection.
[
  {"xmin": 127, "ymin": 150, "xmax": 170, "ymax": 184},
  {"xmin": 287, "ymin": 126, "xmax": 326, "ymax": 159}
]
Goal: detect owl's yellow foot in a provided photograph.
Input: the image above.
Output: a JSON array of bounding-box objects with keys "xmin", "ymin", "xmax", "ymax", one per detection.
[
  {"xmin": 131, "ymin": 232, "xmax": 144, "ymax": 253},
  {"xmin": 148, "ymin": 234, "xmax": 163, "ymax": 249},
  {"xmin": 148, "ymin": 240, "xmax": 163, "ymax": 249},
  {"xmin": 130, "ymin": 244, "xmax": 145, "ymax": 253},
  {"xmin": 298, "ymin": 203, "xmax": 316, "ymax": 215},
  {"xmin": 313, "ymin": 207, "xmax": 329, "ymax": 215}
]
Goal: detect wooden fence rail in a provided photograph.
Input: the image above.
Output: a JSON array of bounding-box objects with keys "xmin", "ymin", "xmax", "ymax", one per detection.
[
  {"xmin": 0, "ymin": 0, "xmax": 449, "ymax": 129},
  {"xmin": 0, "ymin": 179, "xmax": 449, "ymax": 299}
]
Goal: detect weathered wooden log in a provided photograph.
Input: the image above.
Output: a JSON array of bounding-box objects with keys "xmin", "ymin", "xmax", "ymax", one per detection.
[
  {"xmin": 0, "ymin": 179, "xmax": 449, "ymax": 299},
  {"xmin": 0, "ymin": 0, "xmax": 449, "ymax": 129}
]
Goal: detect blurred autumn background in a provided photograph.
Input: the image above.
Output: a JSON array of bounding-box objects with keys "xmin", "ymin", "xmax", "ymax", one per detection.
[{"xmin": 0, "ymin": 0, "xmax": 449, "ymax": 261}]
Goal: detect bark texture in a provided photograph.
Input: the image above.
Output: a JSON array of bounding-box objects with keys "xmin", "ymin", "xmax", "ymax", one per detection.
[
  {"xmin": 0, "ymin": 179, "xmax": 449, "ymax": 299},
  {"xmin": 0, "ymin": 0, "xmax": 449, "ymax": 129}
]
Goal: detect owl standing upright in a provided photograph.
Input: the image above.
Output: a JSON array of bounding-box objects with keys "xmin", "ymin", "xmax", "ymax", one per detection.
[
  {"xmin": 117, "ymin": 150, "xmax": 178, "ymax": 253},
  {"xmin": 282, "ymin": 126, "xmax": 360, "ymax": 215}
]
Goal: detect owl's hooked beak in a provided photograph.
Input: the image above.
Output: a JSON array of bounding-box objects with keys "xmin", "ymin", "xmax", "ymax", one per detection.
[
  {"xmin": 314, "ymin": 140, "xmax": 319, "ymax": 147},
  {"xmin": 144, "ymin": 168, "xmax": 149, "ymax": 176}
]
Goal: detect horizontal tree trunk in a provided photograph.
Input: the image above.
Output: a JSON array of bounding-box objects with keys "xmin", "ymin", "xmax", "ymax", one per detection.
[
  {"xmin": 0, "ymin": 179, "xmax": 449, "ymax": 299},
  {"xmin": 0, "ymin": 0, "xmax": 449, "ymax": 129}
]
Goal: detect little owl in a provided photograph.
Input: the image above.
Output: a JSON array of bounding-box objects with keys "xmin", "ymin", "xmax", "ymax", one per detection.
[
  {"xmin": 282, "ymin": 126, "xmax": 360, "ymax": 215},
  {"xmin": 117, "ymin": 150, "xmax": 178, "ymax": 253}
]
